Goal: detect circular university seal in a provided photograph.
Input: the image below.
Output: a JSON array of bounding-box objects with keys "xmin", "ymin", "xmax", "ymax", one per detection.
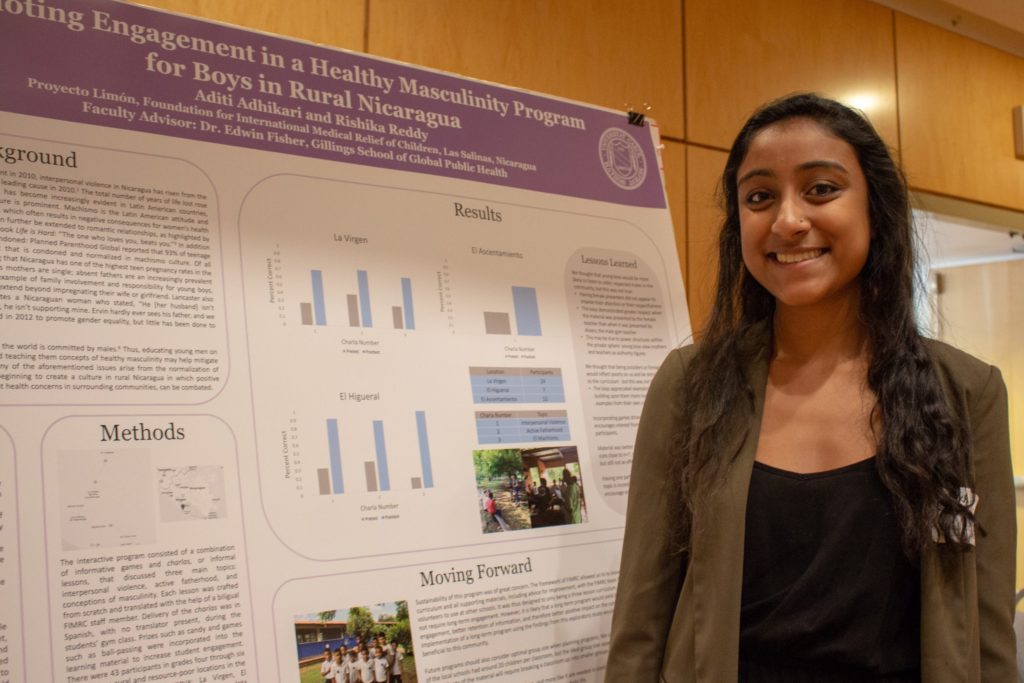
[{"xmin": 598, "ymin": 128, "xmax": 647, "ymax": 190}]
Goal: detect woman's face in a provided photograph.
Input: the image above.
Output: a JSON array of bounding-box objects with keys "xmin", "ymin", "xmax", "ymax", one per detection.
[{"xmin": 737, "ymin": 117, "xmax": 870, "ymax": 312}]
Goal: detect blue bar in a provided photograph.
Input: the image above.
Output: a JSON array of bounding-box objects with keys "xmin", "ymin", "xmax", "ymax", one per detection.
[
  {"xmin": 311, "ymin": 270, "xmax": 327, "ymax": 326},
  {"xmin": 373, "ymin": 420, "xmax": 390, "ymax": 491},
  {"xmin": 416, "ymin": 411, "xmax": 434, "ymax": 488},
  {"xmin": 357, "ymin": 270, "xmax": 373, "ymax": 327},
  {"xmin": 512, "ymin": 286, "xmax": 541, "ymax": 336},
  {"xmin": 326, "ymin": 419, "xmax": 344, "ymax": 494},
  {"xmin": 401, "ymin": 278, "xmax": 415, "ymax": 330}
]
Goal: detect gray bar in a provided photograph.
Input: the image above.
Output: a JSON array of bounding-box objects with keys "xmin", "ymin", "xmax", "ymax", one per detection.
[
  {"xmin": 347, "ymin": 294, "xmax": 360, "ymax": 327},
  {"xmin": 364, "ymin": 461, "xmax": 378, "ymax": 492},
  {"xmin": 300, "ymin": 302, "xmax": 313, "ymax": 325},
  {"xmin": 392, "ymin": 306, "xmax": 404, "ymax": 329},
  {"xmin": 484, "ymin": 311, "xmax": 512, "ymax": 334},
  {"xmin": 411, "ymin": 477, "xmax": 422, "ymax": 489},
  {"xmin": 317, "ymin": 468, "xmax": 330, "ymax": 495}
]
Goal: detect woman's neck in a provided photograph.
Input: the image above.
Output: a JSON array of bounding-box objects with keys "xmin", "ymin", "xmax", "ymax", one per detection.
[{"xmin": 771, "ymin": 295, "xmax": 869, "ymax": 365}]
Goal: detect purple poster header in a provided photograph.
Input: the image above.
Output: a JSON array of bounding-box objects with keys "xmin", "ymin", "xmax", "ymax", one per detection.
[{"xmin": 0, "ymin": 0, "xmax": 666, "ymax": 208}]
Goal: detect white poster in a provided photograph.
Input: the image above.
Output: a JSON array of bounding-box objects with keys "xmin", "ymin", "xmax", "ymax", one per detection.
[{"xmin": 0, "ymin": 1, "xmax": 689, "ymax": 680}]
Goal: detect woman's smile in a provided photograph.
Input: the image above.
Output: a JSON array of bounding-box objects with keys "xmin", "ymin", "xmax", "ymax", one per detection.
[{"xmin": 771, "ymin": 247, "xmax": 828, "ymax": 264}]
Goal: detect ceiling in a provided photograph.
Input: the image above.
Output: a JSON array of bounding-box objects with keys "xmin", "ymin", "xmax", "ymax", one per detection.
[
  {"xmin": 875, "ymin": 0, "xmax": 1024, "ymax": 56},
  {"xmin": 921, "ymin": 210, "xmax": 1024, "ymax": 269},
  {"xmin": 947, "ymin": 0, "xmax": 1024, "ymax": 35}
]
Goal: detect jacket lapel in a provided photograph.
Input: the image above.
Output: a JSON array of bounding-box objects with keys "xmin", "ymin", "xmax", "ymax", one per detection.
[{"xmin": 691, "ymin": 332, "xmax": 770, "ymax": 681}]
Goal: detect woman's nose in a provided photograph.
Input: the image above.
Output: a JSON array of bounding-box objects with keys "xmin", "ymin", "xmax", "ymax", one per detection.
[{"xmin": 771, "ymin": 194, "xmax": 808, "ymax": 238}]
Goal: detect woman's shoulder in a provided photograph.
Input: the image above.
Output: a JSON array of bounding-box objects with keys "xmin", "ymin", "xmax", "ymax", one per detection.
[
  {"xmin": 668, "ymin": 341, "xmax": 700, "ymax": 365},
  {"xmin": 639, "ymin": 345, "xmax": 697, "ymax": 410},
  {"xmin": 922, "ymin": 337, "xmax": 1004, "ymax": 400},
  {"xmin": 652, "ymin": 341, "xmax": 701, "ymax": 383},
  {"xmin": 660, "ymin": 321, "xmax": 769, "ymax": 373}
]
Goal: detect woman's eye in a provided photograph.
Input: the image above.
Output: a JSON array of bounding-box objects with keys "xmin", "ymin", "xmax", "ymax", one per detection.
[
  {"xmin": 806, "ymin": 182, "xmax": 838, "ymax": 198},
  {"xmin": 745, "ymin": 190, "xmax": 771, "ymax": 205}
]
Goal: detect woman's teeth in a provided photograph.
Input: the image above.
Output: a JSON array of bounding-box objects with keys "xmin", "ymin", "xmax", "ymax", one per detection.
[{"xmin": 775, "ymin": 249, "xmax": 825, "ymax": 264}]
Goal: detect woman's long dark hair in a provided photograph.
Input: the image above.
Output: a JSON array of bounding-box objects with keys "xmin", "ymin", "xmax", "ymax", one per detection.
[{"xmin": 675, "ymin": 93, "xmax": 974, "ymax": 557}]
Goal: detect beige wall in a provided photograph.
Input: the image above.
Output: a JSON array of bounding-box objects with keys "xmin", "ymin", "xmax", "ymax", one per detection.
[{"xmin": 934, "ymin": 261, "xmax": 1024, "ymax": 585}]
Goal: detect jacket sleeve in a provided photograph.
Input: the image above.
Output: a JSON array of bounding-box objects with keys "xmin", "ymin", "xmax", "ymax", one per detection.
[
  {"xmin": 605, "ymin": 348, "xmax": 690, "ymax": 681},
  {"xmin": 970, "ymin": 364, "xmax": 1017, "ymax": 680}
]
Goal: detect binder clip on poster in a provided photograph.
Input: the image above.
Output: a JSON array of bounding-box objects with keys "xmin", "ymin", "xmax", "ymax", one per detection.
[{"xmin": 626, "ymin": 103, "xmax": 651, "ymax": 127}]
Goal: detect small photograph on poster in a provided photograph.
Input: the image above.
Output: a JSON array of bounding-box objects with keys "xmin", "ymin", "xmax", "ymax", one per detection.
[
  {"xmin": 473, "ymin": 446, "xmax": 587, "ymax": 533},
  {"xmin": 157, "ymin": 465, "xmax": 228, "ymax": 522},
  {"xmin": 294, "ymin": 601, "xmax": 415, "ymax": 683}
]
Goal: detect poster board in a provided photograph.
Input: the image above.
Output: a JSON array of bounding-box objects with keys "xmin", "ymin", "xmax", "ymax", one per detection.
[{"xmin": 0, "ymin": 1, "xmax": 691, "ymax": 680}]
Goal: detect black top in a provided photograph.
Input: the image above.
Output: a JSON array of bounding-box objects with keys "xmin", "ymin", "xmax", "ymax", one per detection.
[{"xmin": 739, "ymin": 457, "xmax": 921, "ymax": 682}]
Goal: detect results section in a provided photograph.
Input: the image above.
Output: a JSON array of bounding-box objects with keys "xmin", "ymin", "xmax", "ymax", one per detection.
[{"xmin": 239, "ymin": 175, "xmax": 674, "ymax": 559}]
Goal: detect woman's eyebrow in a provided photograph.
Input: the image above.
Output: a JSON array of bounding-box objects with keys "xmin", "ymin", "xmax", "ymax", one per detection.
[
  {"xmin": 797, "ymin": 159, "xmax": 848, "ymax": 174},
  {"xmin": 737, "ymin": 168, "xmax": 773, "ymax": 185},
  {"xmin": 738, "ymin": 160, "xmax": 849, "ymax": 186}
]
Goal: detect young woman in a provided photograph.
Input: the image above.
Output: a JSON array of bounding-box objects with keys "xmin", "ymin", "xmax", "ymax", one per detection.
[{"xmin": 605, "ymin": 93, "xmax": 1015, "ymax": 682}]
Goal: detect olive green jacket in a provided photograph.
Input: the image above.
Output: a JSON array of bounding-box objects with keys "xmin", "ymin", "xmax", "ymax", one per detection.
[{"xmin": 606, "ymin": 336, "xmax": 1016, "ymax": 682}]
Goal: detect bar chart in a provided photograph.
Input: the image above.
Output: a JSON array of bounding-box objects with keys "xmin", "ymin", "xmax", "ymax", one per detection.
[
  {"xmin": 299, "ymin": 268, "xmax": 418, "ymax": 331},
  {"xmin": 483, "ymin": 286, "xmax": 542, "ymax": 336},
  {"xmin": 392, "ymin": 278, "xmax": 415, "ymax": 330},
  {"xmin": 315, "ymin": 411, "xmax": 435, "ymax": 496},
  {"xmin": 298, "ymin": 270, "xmax": 328, "ymax": 326}
]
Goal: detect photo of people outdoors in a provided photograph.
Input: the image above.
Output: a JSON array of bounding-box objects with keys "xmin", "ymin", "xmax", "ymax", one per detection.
[
  {"xmin": 294, "ymin": 601, "xmax": 415, "ymax": 683},
  {"xmin": 473, "ymin": 446, "xmax": 587, "ymax": 533}
]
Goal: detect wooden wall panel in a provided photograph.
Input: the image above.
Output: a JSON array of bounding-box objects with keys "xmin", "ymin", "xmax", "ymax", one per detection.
[
  {"xmin": 685, "ymin": 145, "xmax": 727, "ymax": 336},
  {"xmin": 896, "ymin": 14, "xmax": 1024, "ymax": 212},
  {"xmin": 132, "ymin": 0, "xmax": 366, "ymax": 50},
  {"xmin": 366, "ymin": 0, "xmax": 684, "ymax": 139},
  {"xmin": 661, "ymin": 140, "xmax": 687, "ymax": 290},
  {"xmin": 685, "ymin": 0, "xmax": 898, "ymax": 151}
]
